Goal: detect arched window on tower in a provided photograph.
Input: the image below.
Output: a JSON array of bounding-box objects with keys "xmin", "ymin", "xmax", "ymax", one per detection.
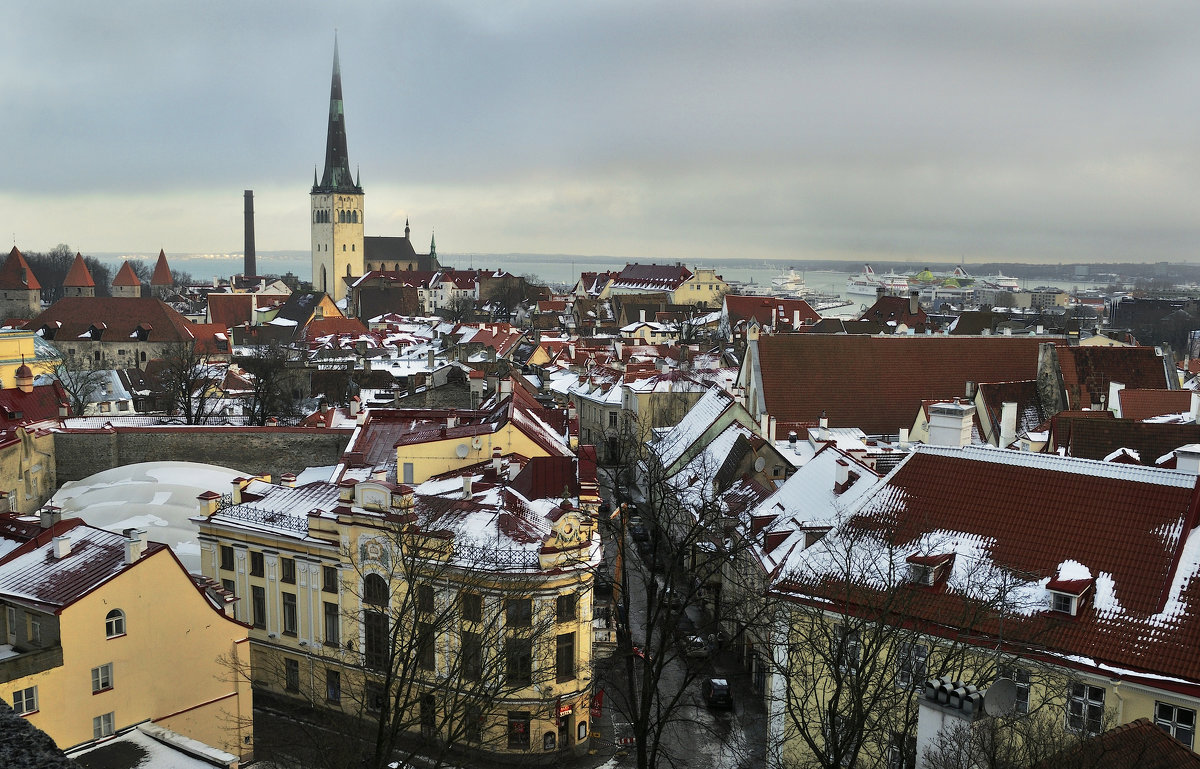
[
  {"xmin": 352, "ymin": 210, "xmax": 359, "ymax": 223},
  {"xmin": 321, "ymin": 265, "xmax": 327, "ymax": 290},
  {"xmin": 346, "ymin": 264, "xmax": 352, "ymax": 276}
]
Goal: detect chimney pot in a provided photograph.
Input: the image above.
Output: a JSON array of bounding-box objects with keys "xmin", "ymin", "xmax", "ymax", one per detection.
[{"xmin": 53, "ymin": 535, "xmax": 72, "ymax": 559}]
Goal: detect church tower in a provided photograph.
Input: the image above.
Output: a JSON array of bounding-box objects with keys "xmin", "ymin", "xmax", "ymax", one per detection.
[{"xmin": 311, "ymin": 36, "xmax": 364, "ymax": 304}]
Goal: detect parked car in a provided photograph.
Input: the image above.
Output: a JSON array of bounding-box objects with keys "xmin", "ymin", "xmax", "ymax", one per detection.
[
  {"xmin": 682, "ymin": 635, "xmax": 711, "ymax": 660},
  {"xmin": 702, "ymin": 678, "xmax": 733, "ymax": 709}
]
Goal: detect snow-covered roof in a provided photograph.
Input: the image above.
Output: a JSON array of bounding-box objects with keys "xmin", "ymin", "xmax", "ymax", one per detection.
[{"xmin": 654, "ymin": 387, "xmax": 734, "ymax": 469}]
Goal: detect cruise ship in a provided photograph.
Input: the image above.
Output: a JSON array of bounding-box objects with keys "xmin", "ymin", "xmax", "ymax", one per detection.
[{"xmin": 846, "ymin": 265, "xmax": 910, "ymax": 297}]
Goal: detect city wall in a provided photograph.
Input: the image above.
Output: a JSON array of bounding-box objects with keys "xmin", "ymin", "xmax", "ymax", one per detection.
[{"xmin": 55, "ymin": 427, "xmax": 353, "ymax": 483}]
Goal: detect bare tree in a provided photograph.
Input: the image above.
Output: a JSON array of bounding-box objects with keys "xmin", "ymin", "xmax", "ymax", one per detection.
[
  {"xmin": 52, "ymin": 349, "xmax": 111, "ymax": 416},
  {"xmin": 239, "ymin": 342, "xmax": 303, "ymax": 425},
  {"xmin": 440, "ymin": 294, "xmax": 478, "ymax": 323},
  {"xmin": 154, "ymin": 341, "xmax": 224, "ymax": 424}
]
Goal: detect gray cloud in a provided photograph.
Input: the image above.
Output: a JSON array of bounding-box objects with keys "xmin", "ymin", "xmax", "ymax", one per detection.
[{"xmin": 2, "ymin": 1, "xmax": 1199, "ymax": 264}]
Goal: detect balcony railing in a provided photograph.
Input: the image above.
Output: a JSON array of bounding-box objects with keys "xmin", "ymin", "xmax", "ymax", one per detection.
[
  {"xmin": 453, "ymin": 542, "xmax": 540, "ymax": 571},
  {"xmin": 217, "ymin": 503, "xmax": 309, "ymax": 535}
]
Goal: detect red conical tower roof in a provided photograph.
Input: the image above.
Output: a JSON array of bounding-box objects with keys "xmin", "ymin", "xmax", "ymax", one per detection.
[
  {"xmin": 0, "ymin": 246, "xmax": 42, "ymax": 290},
  {"xmin": 151, "ymin": 249, "xmax": 173, "ymax": 286},
  {"xmin": 113, "ymin": 261, "xmax": 142, "ymax": 287},
  {"xmin": 63, "ymin": 252, "xmax": 96, "ymax": 288}
]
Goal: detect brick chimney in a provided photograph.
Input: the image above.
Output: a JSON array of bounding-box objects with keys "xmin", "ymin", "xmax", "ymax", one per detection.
[{"xmin": 244, "ymin": 190, "xmax": 256, "ymax": 277}]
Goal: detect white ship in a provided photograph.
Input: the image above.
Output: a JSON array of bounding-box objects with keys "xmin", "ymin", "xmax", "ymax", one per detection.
[
  {"xmin": 846, "ymin": 265, "xmax": 909, "ymax": 296},
  {"xmin": 771, "ymin": 268, "xmax": 808, "ymax": 296},
  {"xmin": 979, "ymin": 272, "xmax": 1020, "ymax": 291}
]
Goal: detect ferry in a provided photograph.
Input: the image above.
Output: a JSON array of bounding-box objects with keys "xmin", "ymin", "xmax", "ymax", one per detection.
[
  {"xmin": 846, "ymin": 265, "xmax": 909, "ymax": 297},
  {"xmin": 770, "ymin": 268, "xmax": 808, "ymax": 297}
]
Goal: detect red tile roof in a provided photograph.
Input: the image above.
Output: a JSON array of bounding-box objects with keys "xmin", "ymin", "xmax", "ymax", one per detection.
[
  {"xmin": 1032, "ymin": 718, "xmax": 1200, "ymax": 769},
  {"xmin": 63, "ymin": 253, "xmax": 95, "ymax": 288},
  {"xmin": 976, "ymin": 380, "xmax": 1047, "ymax": 442},
  {"xmin": 0, "ymin": 247, "xmax": 41, "ymax": 291},
  {"xmin": 1056, "ymin": 344, "xmax": 1169, "ymax": 409},
  {"xmin": 207, "ymin": 293, "xmax": 256, "ymax": 328},
  {"xmin": 753, "ymin": 335, "xmax": 1044, "ymax": 436},
  {"xmin": 789, "ymin": 446, "xmax": 1200, "ymax": 684},
  {"xmin": 1060, "ymin": 417, "xmax": 1200, "ymax": 466},
  {"xmin": 26, "ymin": 297, "xmax": 198, "ymax": 344},
  {"xmin": 305, "ymin": 316, "xmax": 369, "ymax": 342},
  {"xmin": 724, "ymin": 295, "xmax": 820, "ymax": 330},
  {"xmin": 151, "ymin": 249, "xmax": 173, "ymax": 286},
  {"xmin": 611, "ymin": 263, "xmax": 693, "ymax": 292},
  {"xmin": 112, "ymin": 261, "xmax": 142, "ymax": 287},
  {"xmin": 0, "ymin": 382, "xmax": 67, "ymax": 427},
  {"xmin": 856, "ymin": 295, "xmax": 930, "ymax": 330},
  {"xmin": 1119, "ymin": 389, "xmax": 1194, "ymax": 422}
]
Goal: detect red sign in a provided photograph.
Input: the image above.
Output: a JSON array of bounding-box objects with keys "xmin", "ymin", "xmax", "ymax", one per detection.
[
  {"xmin": 558, "ymin": 704, "xmax": 573, "ymax": 716},
  {"xmin": 590, "ymin": 689, "xmax": 605, "ymax": 719}
]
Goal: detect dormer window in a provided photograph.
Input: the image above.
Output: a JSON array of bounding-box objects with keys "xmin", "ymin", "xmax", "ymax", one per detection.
[
  {"xmin": 1046, "ymin": 576, "xmax": 1093, "ymax": 617},
  {"xmin": 1051, "ymin": 592, "xmax": 1076, "ymax": 615},
  {"xmin": 905, "ymin": 553, "xmax": 954, "ymax": 586}
]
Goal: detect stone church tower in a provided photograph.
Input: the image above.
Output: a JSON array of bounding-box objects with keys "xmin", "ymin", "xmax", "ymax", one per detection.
[{"xmin": 311, "ymin": 37, "xmax": 364, "ymax": 304}]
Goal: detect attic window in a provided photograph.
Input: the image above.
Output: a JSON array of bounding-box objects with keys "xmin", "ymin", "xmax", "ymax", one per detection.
[
  {"xmin": 1051, "ymin": 592, "xmax": 1076, "ymax": 615},
  {"xmin": 905, "ymin": 554, "xmax": 953, "ymax": 586}
]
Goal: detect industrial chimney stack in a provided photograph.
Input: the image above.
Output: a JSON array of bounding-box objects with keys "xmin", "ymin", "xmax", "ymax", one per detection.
[{"xmin": 244, "ymin": 189, "xmax": 256, "ymax": 277}]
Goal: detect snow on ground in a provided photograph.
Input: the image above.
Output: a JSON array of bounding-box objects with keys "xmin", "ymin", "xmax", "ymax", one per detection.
[{"xmin": 51, "ymin": 461, "xmax": 246, "ymax": 573}]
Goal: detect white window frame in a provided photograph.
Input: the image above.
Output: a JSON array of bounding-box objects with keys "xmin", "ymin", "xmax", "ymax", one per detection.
[
  {"xmin": 12, "ymin": 685, "xmax": 37, "ymax": 715},
  {"xmin": 1066, "ymin": 682, "xmax": 1105, "ymax": 735},
  {"xmin": 1156, "ymin": 701, "xmax": 1196, "ymax": 749},
  {"xmin": 93, "ymin": 711, "xmax": 115, "ymax": 739},
  {"xmin": 92, "ymin": 662, "xmax": 113, "ymax": 693},
  {"xmin": 105, "ymin": 609, "xmax": 125, "ymax": 639}
]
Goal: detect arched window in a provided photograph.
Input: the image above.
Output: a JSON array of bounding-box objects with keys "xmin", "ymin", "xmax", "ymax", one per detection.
[
  {"xmin": 352, "ymin": 211, "xmax": 358, "ymax": 223},
  {"xmin": 105, "ymin": 609, "xmax": 125, "ymax": 638},
  {"xmin": 351, "ymin": 244, "xmax": 355, "ymax": 252},
  {"xmin": 342, "ymin": 244, "xmax": 346, "ymax": 252},
  {"xmin": 320, "ymin": 265, "xmax": 327, "ymax": 291},
  {"xmin": 364, "ymin": 574, "xmax": 388, "ymax": 606},
  {"xmin": 346, "ymin": 264, "xmax": 352, "ymax": 276}
]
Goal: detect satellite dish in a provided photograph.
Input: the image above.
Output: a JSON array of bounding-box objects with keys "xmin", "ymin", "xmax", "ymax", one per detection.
[
  {"xmin": 455, "ymin": 444, "xmax": 470, "ymax": 459},
  {"xmin": 754, "ymin": 457, "xmax": 767, "ymax": 472},
  {"xmin": 471, "ymin": 436, "xmax": 484, "ymax": 450},
  {"xmin": 983, "ymin": 678, "xmax": 1017, "ymax": 717}
]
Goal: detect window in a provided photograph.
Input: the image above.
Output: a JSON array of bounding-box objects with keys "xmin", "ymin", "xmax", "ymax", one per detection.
[
  {"xmin": 365, "ymin": 610, "xmax": 388, "ymax": 670},
  {"xmin": 364, "ymin": 574, "xmax": 388, "ymax": 606},
  {"xmin": 93, "ymin": 712, "xmax": 115, "ymax": 739},
  {"xmin": 1067, "ymin": 683, "xmax": 1105, "ymax": 735},
  {"xmin": 465, "ymin": 705, "xmax": 483, "ymax": 742},
  {"xmin": 403, "ymin": 463, "xmax": 414, "ymax": 484},
  {"xmin": 282, "ymin": 593, "xmax": 297, "ymax": 636},
  {"xmin": 324, "ymin": 602, "xmax": 340, "ymax": 646},
  {"xmin": 323, "ymin": 565, "xmax": 338, "ymax": 593},
  {"xmin": 281, "ymin": 558, "xmax": 295, "ymax": 584},
  {"xmin": 832, "ymin": 625, "xmax": 860, "ymax": 674},
  {"xmin": 556, "ymin": 632, "xmax": 576, "ymax": 682},
  {"xmin": 896, "ymin": 643, "xmax": 928, "ymax": 690},
  {"xmin": 220, "ymin": 545, "xmax": 234, "ymax": 571},
  {"xmin": 365, "ymin": 681, "xmax": 386, "ymax": 712},
  {"xmin": 888, "ymin": 732, "xmax": 916, "ymax": 769},
  {"xmin": 506, "ymin": 638, "xmax": 532, "ymax": 686},
  {"xmin": 557, "ymin": 593, "xmax": 577, "ymax": 622},
  {"xmin": 250, "ymin": 551, "xmax": 264, "ymax": 577},
  {"xmin": 105, "ymin": 610, "xmax": 125, "ymax": 638},
  {"xmin": 1000, "ymin": 666, "xmax": 1031, "ymax": 714},
  {"xmin": 508, "ymin": 711, "xmax": 531, "ymax": 750},
  {"xmin": 326, "ymin": 670, "xmax": 341, "ymax": 704},
  {"xmin": 462, "ymin": 632, "xmax": 482, "ymax": 680},
  {"xmin": 1051, "ymin": 592, "xmax": 1075, "ymax": 614},
  {"xmin": 461, "ymin": 592, "xmax": 483, "ymax": 623},
  {"xmin": 12, "ymin": 686, "xmax": 37, "ymax": 715},
  {"xmin": 221, "ymin": 578, "xmax": 236, "ymax": 596},
  {"xmin": 5, "ymin": 606, "xmax": 15, "ymax": 644},
  {"xmin": 608, "ymin": 411, "xmax": 617, "ymax": 428},
  {"xmin": 1156, "ymin": 702, "xmax": 1196, "ymax": 748},
  {"xmin": 825, "ymin": 714, "xmax": 858, "ymax": 767},
  {"xmin": 29, "ymin": 616, "xmax": 40, "ymax": 645},
  {"xmin": 506, "ymin": 598, "xmax": 532, "ymax": 628},
  {"xmin": 92, "ymin": 663, "xmax": 113, "ymax": 693},
  {"xmin": 418, "ymin": 623, "xmax": 436, "ymax": 670},
  {"xmin": 417, "ymin": 584, "xmax": 435, "ymax": 613},
  {"xmin": 252, "ymin": 586, "xmax": 266, "ymax": 629},
  {"xmin": 284, "ymin": 658, "xmax": 300, "ymax": 691}
]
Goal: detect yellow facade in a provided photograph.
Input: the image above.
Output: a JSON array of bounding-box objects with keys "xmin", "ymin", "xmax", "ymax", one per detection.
[
  {"xmin": 2, "ymin": 546, "xmax": 252, "ymax": 759},
  {"xmin": 672, "ymin": 268, "xmax": 729, "ymax": 308},
  {"xmin": 0, "ymin": 328, "xmax": 59, "ymax": 384},
  {"xmin": 394, "ymin": 421, "xmax": 567, "ymax": 485},
  {"xmin": 774, "ymin": 606, "xmax": 1200, "ymax": 768},
  {"xmin": 196, "ymin": 474, "xmax": 600, "ymax": 761},
  {"xmin": 0, "ymin": 426, "xmax": 55, "ymax": 515}
]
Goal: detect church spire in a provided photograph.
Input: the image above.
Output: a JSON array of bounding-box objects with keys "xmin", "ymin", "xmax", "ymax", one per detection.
[{"xmin": 314, "ymin": 33, "xmax": 359, "ymax": 193}]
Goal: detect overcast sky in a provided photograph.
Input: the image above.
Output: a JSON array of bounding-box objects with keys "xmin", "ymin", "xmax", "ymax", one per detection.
[{"xmin": 3, "ymin": 1, "xmax": 1200, "ymax": 266}]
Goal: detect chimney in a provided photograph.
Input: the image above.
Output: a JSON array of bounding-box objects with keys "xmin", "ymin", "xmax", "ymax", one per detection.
[
  {"xmin": 123, "ymin": 528, "xmax": 146, "ymax": 564},
  {"xmin": 759, "ymin": 412, "xmax": 771, "ymax": 439},
  {"xmin": 500, "ymin": 379, "xmax": 512, "ymax": 396},
  {"xmin": 462, "ymin": 475, "xmax": 473, "ymax": 499},
  {"xmin": 965, "ymin": 381, "xmax": 976, "ymax": 400},
  {"xmin": 1175, "ymin": 444, "xmax": 1200, "ymax": 475},
  {"xmin": 58, "ymin": 401, "xmax": 69, "ymax": 418},
  {"xmin": 508, "ymin": 461, "xmax": 520, "ymax": 481},
  {"xmin": 281, "ymin": 472, "xmax": 297, "ymax": 488},
  {"xmin": 1107, "ymin": 381, "xmax": 1125, "ymax": 414},
  {"xmin": 909, "ymin": 290, "xmax": 919, "ymax": 315},
  {"xmin": 1192, "ymin": 392, "xmax": 1200, "ymax": 424},
  {"xmin": 898, "ymin": 427, "xmax": 910, "ymax": 447},
  {"xmin": 834, "ymin": 459, "xmax": 850, "ymax": 489},
  {"xmin": 492, "ymin": 447, "xmax": 503, "ymax": 472},
  {"xmin": 39, "ymin": 508, "xmax": 61, "ymax": 529},
  {"xmin": 999, "ymin": 401, "xmax": 1018, "ymax": 448},
  {"xmin": 927, "ymin": 401, "xmax": 976, "ymax": 448},
  {"xmin": 769, "ymin": 416, "xmax": 777, "ymax": 441},
  {"xmin": 446, "ymin": 414, "xmax": 457, "ymax": 429},
  {"xmin": 819, "ymin": 410, "xmax": 829, "ymax": 440},
  {"xmin": 427, "ymin": 348, "xmax": 436, "ymax": 370},
  {"xmin": 53, "ymin": 535, "xmax": 72, "ymax": 559},
  {"xmin": 788, "ymin": 431, "xmax": 798, "ymax": 447},
  {"xmin": 243, "ymin": 190, "xmax": 256, "ymax": 277},
  {"xmin": 639, "ymin": 309, "xmax": 646, "ymax": 323},
  {"xmin": 793, "ymin": 308, "xmax": 801, "ymax": 329},
  {"xmin": 349, "ymin": 396, "xmax": 361, "ymax": 418}
]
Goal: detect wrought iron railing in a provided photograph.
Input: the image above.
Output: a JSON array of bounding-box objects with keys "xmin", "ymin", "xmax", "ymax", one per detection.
[
  {"xmin": 217, "ymin": 503, "xmax": 309, "ymax": 535},
  {"xmin": 453, "ymin": 542, "xmax": 540, "ymax": 571}
]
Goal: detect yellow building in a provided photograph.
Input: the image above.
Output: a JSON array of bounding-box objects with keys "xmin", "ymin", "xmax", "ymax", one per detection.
[
  {"xmin": 762, "ymin": 445, "xmax": 1200, "ymax": 768},
  {"xmin": 0, "ymin": 328, "xmax": 60, "ymax": 385},
  {"xmin": 0, "ymin": 515, "xmax": 253, "ymax": 760},
  {"xmin": 194, "ymin": 449, "xmax": 602, "ymax": 763},
  {"xmin": 343, "ymin": 387, "xmax": 573, "ymax": 485},
  {"xmin": 672, "ymin": 267, "xmax": 729, "ymax": 308}
]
